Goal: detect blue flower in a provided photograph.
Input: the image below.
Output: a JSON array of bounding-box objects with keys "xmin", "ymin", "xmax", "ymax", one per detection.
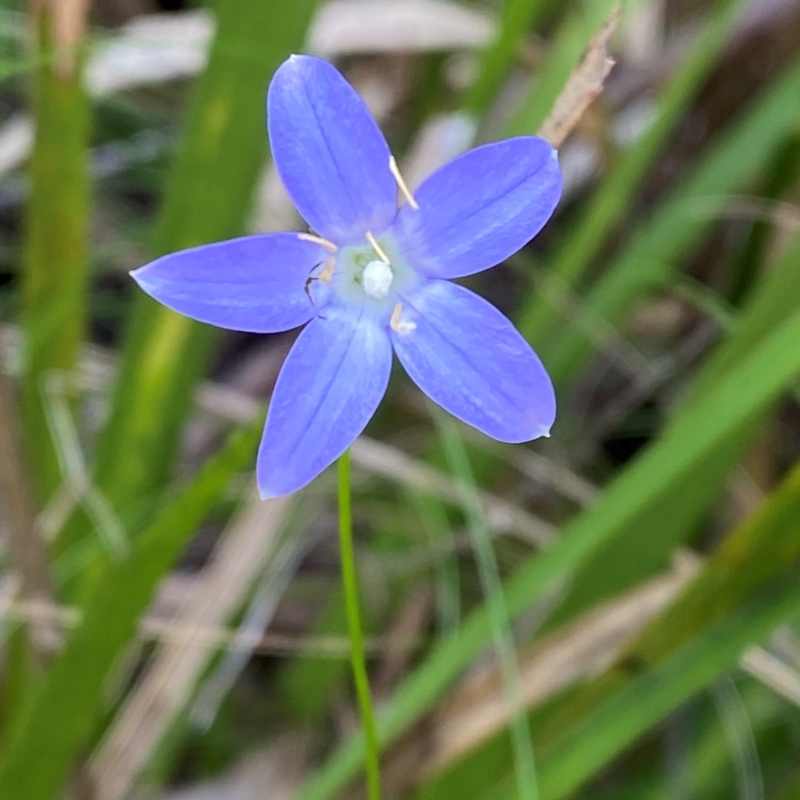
[{"xmin": 132, "ymin": 55, "xmax": 562, "ymax": 499}]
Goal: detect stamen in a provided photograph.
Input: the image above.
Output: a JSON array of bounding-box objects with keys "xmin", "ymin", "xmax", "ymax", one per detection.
[
  {"xmin": 365, "ymin": 231, "xmax": 390, "ymax": 264},
  {"xmin": 390, "ymin": 302, "xmax": 416, "ymax": 333},
  {"xmin": 390, "ymin": 156, "xmax": 419, "ymax": 210},
  {"xmin": 298, "ymin": 232, "xmax": 338, "ymax": 253},
  {"xmin": 318, "ymin": 259, "xmax": 334, "ymax": 282}
]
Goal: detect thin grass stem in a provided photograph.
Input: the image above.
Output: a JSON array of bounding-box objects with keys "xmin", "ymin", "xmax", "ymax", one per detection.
[
  {"xmin": 337, "ymin": 450, "xmax": 381, "ymax": 800},
  {"xmin": 436, "ymin": 413, "xmax": 539, "ymax": 800}
]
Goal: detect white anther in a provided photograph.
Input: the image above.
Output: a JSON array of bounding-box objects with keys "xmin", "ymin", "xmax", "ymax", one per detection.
[{"xmin": 363, "ymin": 260, "xmax": 393, "ymax": 299}]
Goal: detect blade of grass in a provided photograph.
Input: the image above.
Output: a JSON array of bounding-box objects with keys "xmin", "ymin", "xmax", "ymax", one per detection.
[
  {"xmin": 0, "ymin": 371, "xmax": 54, "ymax": 730},
  {"xmin": 528, "ymin": 460, "xmax": 800, "ymax": 799},
  {"xmin": 21, "ymin": 0, "xmax": 90, "ymax": 500},
  {"xmin": 683, "ymin": 238, "xmax": 800, "ymax": 407},
  {"xmin": 727, "ymin": 133, "xmax": 800, "ymax": 306},
  {"xmin": 534, "ymin": 576, "xmax": 800, "ymax": 799},
  {"xmin": 430, "ymin": 460, "xmax": 800, "ymax": 800},
  {"xmin": 0, "ymin": 416, "xmax": 263, "ymax": 800},
  {"xmin": 549, "ymin": 228, "xmax": 800, "ymax": 623},
  {"xmin": 542, "ymin": 54, "xmax": 800, "ymax": 385},
  {"xmin": 407, "ymin": 490, "xmax": 460, "ymax": 637},
  {"xmin": 0, "ymin": 370, "xmax": 52, "ymax": 614},
  {"xmin": 86, "ymin": 0, "xmax": 317, "ymax": 535},
  {"xmin": 464, "ymin": 0, "xmax": 559, "ymax": 116},
  {"xmin": 291, "ymin": 300, "xmax": 800, "ymax": 800},
  {"xmin": 400, "ymin": 560, "xmax": 697, "ymax": 795},
  {"xmin": 709, "ymin": 677, "xmax": 763, "ymax": 800},
  {"xmin": 436, "ymin": 413, "xmax": 539, "ymax": 800},
  {"xmin": 569, "ymin": 677, "xmax": 794, "ymax": 800},
  {"xmin": 518, "ymin": 0, "xmax": 750, "ymax": 344}
]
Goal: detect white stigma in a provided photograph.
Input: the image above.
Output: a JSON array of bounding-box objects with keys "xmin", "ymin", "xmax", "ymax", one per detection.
[{"xmin": 362, "ymin": 260, "xmax": 393, "ymax": 299}]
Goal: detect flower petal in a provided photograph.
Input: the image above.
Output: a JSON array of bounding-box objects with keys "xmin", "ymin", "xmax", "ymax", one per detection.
[
  {"xmin": 267, "ymin": 55, "xmax": 397, "ymax": 244},
  {"xmin": 393, "ymin": 137, "xmax": 562, "ymax": 279},
  {"xmin": 257, "ymin": 305, "xmax": 392, "ymax": 498},
  {"xmin": 131, "ymin": 233, "xmax": 329, "ymax": 333},
  {"xmin": 391, "ymin": 280, "xmax": 555, "ymax": 442}
]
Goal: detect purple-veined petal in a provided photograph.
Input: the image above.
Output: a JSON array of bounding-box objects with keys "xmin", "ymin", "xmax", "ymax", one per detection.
[
  {"xmin": 393, "ymin": 137, "xmax": 562, "ymax": 279},
  {"xmin": 257, "ymin": 305, "xmax": 392, "ymax": 498},
  {"xmin": 131, "ymin": 233, "xmax": 330, "ymax": 334},
  {"xmin": 391, "ymin": 280, "xmax": 555, "ymax": 442},
  {"xmin": 268, "ymin": 55, "xmax": 397, "ymax": 245}
]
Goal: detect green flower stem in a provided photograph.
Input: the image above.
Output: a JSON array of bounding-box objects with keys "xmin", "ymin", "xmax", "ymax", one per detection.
[{"xmin": 337, "ymin": 450, "xmax": 381, "ymax": 800}]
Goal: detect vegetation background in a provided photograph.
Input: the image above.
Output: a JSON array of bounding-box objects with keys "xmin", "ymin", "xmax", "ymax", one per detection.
[{"xmin": 1, "ymin": 0, "xmax": 800, "ymax": 798}]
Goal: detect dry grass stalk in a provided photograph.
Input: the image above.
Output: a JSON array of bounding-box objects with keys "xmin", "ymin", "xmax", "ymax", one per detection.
[
  {"xmin": 366, "ymin": 556, "xmax": 701, "ymax": 799},
  {"xmin": 0, "ymin": 589, "xmax": 425, "ymax": 658},
  {"xmin": 740, "ymin": 646, "xmax": 800, "ymax": 708},
  {"xmin": 309, "ymin": 0, "xmax": 494, "ymax": 56},
  {"xmin": 30, "ymin": 0, "xmax": 90, "ymax": 78},
  {"xmin": 89, "ymin": 489, "xmax": 293, "ymax": 800},
  {"xmin": 352, "ymin": 437, "xmax": 555, "ymax": 546},
  {"xmin": 539, "ymin": 4, "xmax": 621, "ymax": 148}
]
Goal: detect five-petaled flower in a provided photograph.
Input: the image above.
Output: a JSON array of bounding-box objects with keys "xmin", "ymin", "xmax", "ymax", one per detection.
[{"xmin": 132, "ymin": 55, "xmax": 563, "ymax": 499}]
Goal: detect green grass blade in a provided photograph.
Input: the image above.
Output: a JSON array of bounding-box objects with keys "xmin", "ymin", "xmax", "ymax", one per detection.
[
  {"xmin": 536, "ymin": 578, "xmax": 800, "ymax": 799},
  {"xmin": 291, "ymin": 302, "xmax": 800, "ymax": 800},
  {"xmin": 408, "ymin": 490, "xmax": 460, "ymax": 637},
  {"xmin": 542, "ymin": 54, "xmax": 800, "ymax": 385},
  {"xmin": 433, "ymin": 461, "xmax": 800, "ymax": 800},
  {"xmin": 529, "ymin": 461, "xmax": 800, "ymax": 798},
  {"xmin": 684, "ymin": 233, "xmax": 800, "ymax": 406},
  {"xmin": 437, "ymin": 414, "xmax": 539, "ymax": 800},
  {"xmin": 21, "ymin": 5, "xmax": 90, "ymax": 500},
  {"xmin": 547, "ymin": 230, "xmax": 800, "ymax": 622},
  {"xmin": 518, "ymin": 0, "xmax": 750, "ymax": 344},
  {"xmin": 0, "ymin": 417, "xmax": 263, "ymax": 800},
  {"xmin": 89, "ymin": 0, "xmax": 317, "ymax": 523},
  {"xmin": 727, "ymin": 133, "xmax": 800, "ymax": 306},
  {"xmin": 465, "ymin": 0, "xmax": 557, "ymax": 116}
]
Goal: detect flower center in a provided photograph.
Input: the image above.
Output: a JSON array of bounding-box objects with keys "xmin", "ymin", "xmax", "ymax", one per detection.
[{"xmin": 362, "ymin": 259, "xmax": 393, "ymax": 299}]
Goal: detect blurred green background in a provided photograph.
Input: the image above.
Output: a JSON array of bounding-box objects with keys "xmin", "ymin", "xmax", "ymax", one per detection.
[{"xmin": 1, "ymin": 0, "xmax": 800, "ymax": 798}]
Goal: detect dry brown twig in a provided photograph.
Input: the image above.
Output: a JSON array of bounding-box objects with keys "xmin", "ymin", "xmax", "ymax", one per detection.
[
  {"xmin": 539, "ymin": 4, "xmax": 621, "ymax": 148},
  {"xmin": 30, "ymin": 0, "xmax": 90, "ymax": 78}
]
